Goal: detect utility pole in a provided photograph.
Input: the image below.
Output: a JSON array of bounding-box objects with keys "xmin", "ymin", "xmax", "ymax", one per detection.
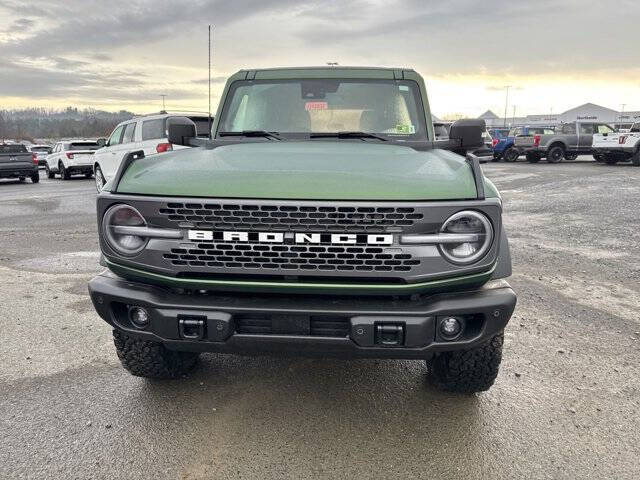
[
  {"xmin": 512, "ymin": 105, "xmax": 516, "ymax": 126},
  {"xmin": 208, "ymin": 25, "xmax": 213, "ymax": 138},
  {"xmin": 160, "ymin": 94, "xmax": 167, "ymax": 111},
  {"xmin": 503, "ymin": 86, "xmax": 511, "ymax": 127}
]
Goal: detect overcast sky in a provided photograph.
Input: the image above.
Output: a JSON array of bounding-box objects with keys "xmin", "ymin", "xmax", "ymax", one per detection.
[{"xmin": 1, "ymin": 0, "xmax": 639, "ymax": 117}]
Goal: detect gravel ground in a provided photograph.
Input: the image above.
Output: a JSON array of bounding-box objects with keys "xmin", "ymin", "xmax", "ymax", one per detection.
[{"xmin": 0, "ymin": 159, "xmax": 638, "ymax": 479}]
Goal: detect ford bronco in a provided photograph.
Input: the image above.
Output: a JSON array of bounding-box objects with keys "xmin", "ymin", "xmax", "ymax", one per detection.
[{"xmin": 88, "ymin": 67, "xmax": 516, "ymax": 393}]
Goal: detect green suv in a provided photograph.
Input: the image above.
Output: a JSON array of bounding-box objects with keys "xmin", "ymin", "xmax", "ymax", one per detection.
[{"xmin": 88, "ymin": 67, "xmax": 516, "ymax": 393}]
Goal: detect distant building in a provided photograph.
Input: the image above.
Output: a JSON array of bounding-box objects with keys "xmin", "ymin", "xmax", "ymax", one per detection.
[{"xmin": 474, "ymin": 103, "xmax": 640, "ymax": 129}]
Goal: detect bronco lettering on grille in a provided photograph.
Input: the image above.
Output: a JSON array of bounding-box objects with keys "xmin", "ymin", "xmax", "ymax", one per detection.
[{"xmin": 188, "ymin": 230, "xmax": 393, "ymax": 245}]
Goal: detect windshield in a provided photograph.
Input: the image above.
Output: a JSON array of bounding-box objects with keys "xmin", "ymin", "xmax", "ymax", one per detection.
[
  {"xmin": 492, "ymin": 129, "xmax": 510, "ymax": 139},
  {"xmin": 433, "ymin": 123, "xmax": 450, "ymax": 138},
  {"xmin": 69, "ymin": 142, "xmax": 99, "ymax": 151},
  {"xmin": 530, "ymin": 128, "xmax": 555, "ymax": 135},
  {"xmin": 188, "ymin": 116, "xmax": 213, "ymax": 137},
  {"xmin": 218, "ymin": 79, "xmax": 427, "ymax": 140},
  {"xmin": 0, "ymin": 144, "xmax": 27, "ymax": 153},
  {"xmin": 31, "ymin": 146, "xmax": 52, "ymax": 153}
]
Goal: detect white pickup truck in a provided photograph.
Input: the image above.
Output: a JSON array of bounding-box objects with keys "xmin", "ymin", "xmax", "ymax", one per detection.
[{"xmin": 592, "ymin": 122, "xmax": 640, "ymax": 165}]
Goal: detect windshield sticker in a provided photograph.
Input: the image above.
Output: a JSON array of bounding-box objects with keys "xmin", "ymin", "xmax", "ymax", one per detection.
[
  {"xmin": 305, "ymin": 101, "xmax": 328, "ymax": 111},
  {"xmin": 399, "ymin": 85, "xmax": 409, "ymax": 91},
  {"xmin": 395, "ymin": 124, "xmax": 416, "ymax": 134}
]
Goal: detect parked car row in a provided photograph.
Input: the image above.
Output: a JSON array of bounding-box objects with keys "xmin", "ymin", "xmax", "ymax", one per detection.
[
  {"xmin": 0, "ymin": 112, "xmax": 213, "ymax": 187},
  {"xmin": 485, "ymin": 120, "xmax": 640, "ymax": 166}
]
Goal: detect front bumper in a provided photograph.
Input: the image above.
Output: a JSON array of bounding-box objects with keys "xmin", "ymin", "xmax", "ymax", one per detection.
[
  {"xmin": 592, "ymin": 146, "xmax": 634, "ymax": 156},
  {"xmin": 88, "ymin": 271, "xmax": 517, "ymax": 359}
]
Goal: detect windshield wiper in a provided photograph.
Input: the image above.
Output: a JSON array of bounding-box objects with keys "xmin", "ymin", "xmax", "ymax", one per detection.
[
  {"xmin": 310, "ymin": 131, "xmax": 388, "ymax": 141},
  {"xmin": 218, "ymin": 130, "xmax": 282, "ymax": 140}
]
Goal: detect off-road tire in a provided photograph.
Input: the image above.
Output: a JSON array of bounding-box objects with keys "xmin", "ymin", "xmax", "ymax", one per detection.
[
  {"xmin": 547, "ymin": 145, "xmax": 564, "ymax": 163},
  {"xmin": 504, "ymin": 147, "xmax": 519, "ymax": 162},
  {"xmin": 30, "ymin": 173, "xmax": 40, "ymax": 183},
  {"xmin": 428, "ymin": 333, "xmax": 504, "ymax": 394},
  {"xmin": 631, "ymin": 150, "xmax": 640, "ymax": 167},
  {"xmin": 113, "ymin": 330, "xmax": 199, "ymax": 379},
  {"xmin": 46, "ymin": 165, "xmax": 55, "ymax": 179},
  {"xmin": 526, "ymin": 153, "xmax": 540, "ymax": 163},
  {"xmin": 593, "ymin": 154, "xmax": 604, "ymax": 162}
]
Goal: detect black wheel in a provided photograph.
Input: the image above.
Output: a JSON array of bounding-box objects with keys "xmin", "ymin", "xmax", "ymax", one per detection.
[
  {"xmin": 45, "ymin": 165, "xmax": 55, "ymax": 179},
  {"xmin": 526, "ymin": 152, "xmax": 540, "ymax": 163},
  {"xmin": 547, "ymin": 145, "xmax": 564, "ymax": 163},
  {"xmin": 113, "ymin": 330, "xmax": 199, "ymax": 379},
  {"xmin": 604, "ymin": 155, "xmax": 618, "ymax": 165},
  {"xmin": 564, "ymin": 153, "xmax": 578, "ymax": 161},
  {"xmin": 94, "ymin": 165, "xmax": 106, "ymax": 191},
  {"xmin": 59, "ymin": 162, "xmax": 70, "ymax": 180},
  {"xmin": 503, "ymin": 147, "xmax": 519, "ymax": 162},
  {"xmin": 491, "ymin": 153, "xmax": 502, "ymax": 162},
  {"xmin": 30, "ymin": 173, "xmax": 40, "ymax": 183},
  {"xmin": 18, "ymin": 177, "xmax": 25, "ymax": 182},
  {"xmin": 593, "ymin": 154, "xmax": 604, "ymax": 163},
  {"xmin": 428, "ymin": 333, "xmax": 504, "ymax": 393},
  {"xmin": 632, "ymin": 150, "xmax": 640, "ymax": 167}
]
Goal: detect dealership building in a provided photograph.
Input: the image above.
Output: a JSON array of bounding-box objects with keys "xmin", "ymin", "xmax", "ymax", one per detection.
[{"xmin": 477, "ymin": 103, "xmax": 640, "ymax": 129}]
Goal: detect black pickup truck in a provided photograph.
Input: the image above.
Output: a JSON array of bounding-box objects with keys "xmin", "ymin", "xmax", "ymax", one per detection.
[{"xmin": 0, "ymin": 144, "xmax": 40, "ymax": 183}]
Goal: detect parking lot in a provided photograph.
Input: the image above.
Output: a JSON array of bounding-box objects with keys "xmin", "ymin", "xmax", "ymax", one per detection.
[{"xmin": 1, "ymin": 158, "xmax": 639, "ymax": 479}]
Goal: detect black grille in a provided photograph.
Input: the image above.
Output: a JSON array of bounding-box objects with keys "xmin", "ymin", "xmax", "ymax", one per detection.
[
  {"xmin": 163, "ymin": 242, "xmax": 420, "ymax": 273},
  {"xmin": 158, "ymin": 202, "xmax": 423, "ymax": 233},
  {"xmin": 235, "ymin": 315, "xmax": 350, "ymax": 337}
]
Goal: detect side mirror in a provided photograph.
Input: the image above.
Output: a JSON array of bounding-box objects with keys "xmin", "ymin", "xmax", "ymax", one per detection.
[
  {"xmin": 96, "ymin": 138, "xmax": 106, "ymax": 148},
  {"xmin": 167, "ymin": 116, "xmax": 197, "ymax": 146},
  {"xmin": 448, "ymin": 119, "xmax": 485, "ymax": 152}
]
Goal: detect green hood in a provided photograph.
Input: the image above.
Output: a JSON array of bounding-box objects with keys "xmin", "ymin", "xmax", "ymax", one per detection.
[{"xmin": 115, "ymin": 141, "xmax": 495, "ymax": 201}]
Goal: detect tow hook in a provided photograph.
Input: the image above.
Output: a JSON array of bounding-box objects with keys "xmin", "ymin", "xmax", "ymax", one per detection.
[
  {"xmin": 374, "ymin": 323, "xmax": 405, "ymax": 346},
  {"xmin": 178, "ymin": 317, "xmax": 206, "ymax": 340}
]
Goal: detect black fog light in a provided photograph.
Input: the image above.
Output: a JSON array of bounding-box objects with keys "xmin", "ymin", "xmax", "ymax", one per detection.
[
  {"xmin": 129, "ymin": 306, "xmax": 150, "ymax": 329},
  {"xmin": 440, "ymin": 317, "xmax": 462, "ymax": 339}
]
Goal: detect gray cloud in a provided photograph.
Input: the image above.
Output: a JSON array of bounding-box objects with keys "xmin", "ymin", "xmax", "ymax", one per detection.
[
  {"xmin": 0, "ymin": 0, "xmax": 308, "ymax": 57},
  {"xmin": 190, "ymin": 76, "xmax": 229, "ymax": 85},
  {"xmin": 292, "ymin": 0, "xmax": 640, "ymax": 75},
  {"xmin": 0, "ymin": 0, "xmax": 639, "ymax": 111}
]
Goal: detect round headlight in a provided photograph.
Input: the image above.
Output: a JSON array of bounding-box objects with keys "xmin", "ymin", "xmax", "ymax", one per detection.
[
  {"xmin": 439, "ymin": 210, "xmax": 493, "ymax": 264},
  {"xmin": 103, "ymin": 204, "xmax": 147, "ymax": 256}
]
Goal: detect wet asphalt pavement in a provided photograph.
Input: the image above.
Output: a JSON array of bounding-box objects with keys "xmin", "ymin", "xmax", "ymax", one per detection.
[{"xmin": 1, "ymin": 160, "xmax": 639, "ymax": 479}]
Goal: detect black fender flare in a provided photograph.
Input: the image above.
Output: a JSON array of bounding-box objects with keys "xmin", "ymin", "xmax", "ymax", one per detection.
[{"xmin": 491, "ymin": 227, "xmax": 512, "ymax": 280}]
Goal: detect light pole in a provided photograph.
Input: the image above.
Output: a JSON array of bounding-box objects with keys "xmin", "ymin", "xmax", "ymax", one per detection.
[
  {"xmin": 160, "ymin": 94, "xmax": 167, "ymax": 111},
  {"xmin": 503, "ymin": 86, "xmax": 511, "ymax": 127}
]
